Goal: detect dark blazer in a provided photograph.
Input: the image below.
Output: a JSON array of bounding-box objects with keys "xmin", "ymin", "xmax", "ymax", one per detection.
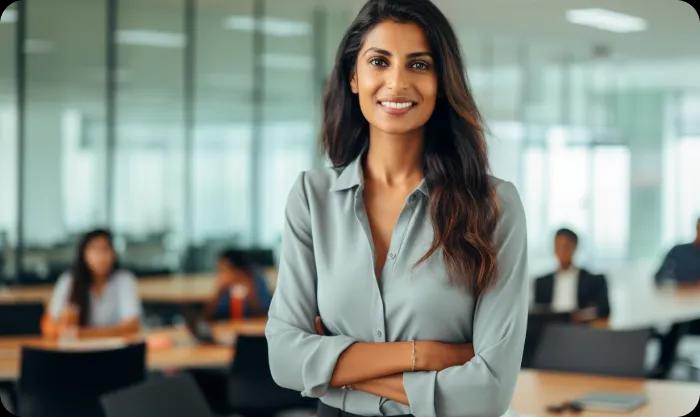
[{"xmin": 533, "ymin": 268, "xmax": 611, "ymax": 318}]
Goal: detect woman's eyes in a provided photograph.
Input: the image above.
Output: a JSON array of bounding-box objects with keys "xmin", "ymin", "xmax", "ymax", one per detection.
[
  {"xmin": 410, "ymin": 61, "xmax": 430, "ymax": 71},
  {"xmin": 368, "ymin": 57, "xmax": 388, "ymax": 67},
  {"xmin": 368, "ymin": 57, "xmax": 431, "ymax": 71}
]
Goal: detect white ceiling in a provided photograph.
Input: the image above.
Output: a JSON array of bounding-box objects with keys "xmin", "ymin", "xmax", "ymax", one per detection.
[{"xmin": 0, "ymin": 0, "xmax": 698, "ymax": 123}]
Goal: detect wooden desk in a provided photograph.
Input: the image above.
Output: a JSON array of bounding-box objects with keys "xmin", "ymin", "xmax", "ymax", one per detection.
[
  {"xmin": 512, "ymin": 369, "xmax": 699, "ymax": 417},
  {"xmin": 138, "ymin": 274, "xmax": 217, "ymax": 304},
  {"xmin": 0, "ymin": 268, "xmax": 277, "ymax": 305},
  {"xmin": 610, "ymin": 281, "xmax": 700, "ymax": 330},
  {"xmin": 0, "ymin": 285, "xmax": 53, "ymax": 305},
  {"xmin": 1, "ymin": 271, "xmax": 699, "ymax": 329},
  {"xmin": 1, "ymin": 325, "xmax": 698, "ymax": 416},
  {"xmin": 0, "ymin": 277, "xmax": 217, "ymax": 305},
  {"xmin": 0, "ymin": 319, "xmax": 266, "ymax": 381}
]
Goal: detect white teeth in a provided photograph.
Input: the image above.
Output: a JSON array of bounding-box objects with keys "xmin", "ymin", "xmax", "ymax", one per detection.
[{"xmin": 380, "ymin": 101, "xmax": 413, "ymax": 109}]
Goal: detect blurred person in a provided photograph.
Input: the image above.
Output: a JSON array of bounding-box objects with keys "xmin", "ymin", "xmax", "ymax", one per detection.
[
  {"xmin": 533, "ymin": 228, "xmax": 610, "ymax": 320},
  {"xmin": 654, "ymin": 216, "xmax": 700, "ymax": 285},
  {"xmin": 190, "ymin": 250, "xmax": 275, "ymax": 413},
  {"xmin": 651, "ymin": 216, "xmax": 700, "ymax": 378},
  {"xmin": 266, "ymin": 0, "xmax": 528, "ymax": 415},
  {"xmin": 41, "ymin": 229, "xmax": 141, "ymax": 339},
  {"xmin": 203, "ymin": 249, "xmax": 271, "ymax": 320}
]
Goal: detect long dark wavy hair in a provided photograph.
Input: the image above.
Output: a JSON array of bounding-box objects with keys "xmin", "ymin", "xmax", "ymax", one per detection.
[
  {"xmin": 69, "ymin": 229, "xmax": 118, "ymax": 325},
  {"xmin": 322, "ymin": 0, "xmax": 500, "ymax": 295}
]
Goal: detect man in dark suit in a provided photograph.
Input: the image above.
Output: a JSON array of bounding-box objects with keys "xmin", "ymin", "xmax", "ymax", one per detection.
[
  {"xmin": 533, "ymin": 228, "xmax": 610, "ymax": 319},
  {"xmin": 655, "ymin": 217, "xmax": 700, "ymax": 284},
  {"xmin": 650, "ymin": 217, "xmax": 700, "ymax": 378}
]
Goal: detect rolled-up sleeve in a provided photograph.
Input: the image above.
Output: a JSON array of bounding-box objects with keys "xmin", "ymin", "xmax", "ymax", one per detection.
[
  {"xmin": 48, "ymin": 273, "xmax": 72, "ymax": 320},
  {"xmin": 265, "ymin": 171, "xmax": 356, "ymax": 398},
  {"xmin": 117, "ymin": 272, "xmax": 142, "ymax": 321},
  {"xmin": 403, "ymin": 181, "xmax": 528, "ymax": 417}
]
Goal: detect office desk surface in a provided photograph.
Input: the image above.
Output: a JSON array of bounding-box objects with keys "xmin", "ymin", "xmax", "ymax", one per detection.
[
  {"xmin": 2, "ymin": 276, "xmax": 700, "ymax": 328},
  {"xmin": 610, "ymin": 281, "xmax": 700, "ymax": 329},
  {"xmin": 512, "ymin": 369, "xmax": 699, "ymax": 417},
  {"xmin": 0, "ymin": 275, "xmax": 216, "ymax": 305},
  {"xmin": 1, "ymin": 321, "xmax": 698, "ymax": 416},
  {"xmin": 0, "ymin": 268, "xmax": 277, "ymax": 305},
  {"xmin": 0, "ymin": 319, "xmax": 266, "ymax": 380}
]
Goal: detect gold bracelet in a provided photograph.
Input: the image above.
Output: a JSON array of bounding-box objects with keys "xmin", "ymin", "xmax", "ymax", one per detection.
[{"xmin": 411, "ymin": 340, "xmax": 416, "ymax": 372}]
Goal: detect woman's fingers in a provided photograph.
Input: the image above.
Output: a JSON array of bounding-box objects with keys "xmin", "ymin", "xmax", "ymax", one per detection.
[
  {"xmin": 461, "ymin": 343, "xmax": 475, "ymax": 362},
  {"xmin": 314, "ymin": 316, "xmax": 325, "ymax": 335}
]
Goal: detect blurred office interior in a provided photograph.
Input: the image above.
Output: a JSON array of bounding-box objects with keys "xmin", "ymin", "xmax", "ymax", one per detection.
[
  {"xmin": 1, "ymin": 0, "xmax": 699, "ymax": 284},
  {"xmin": 1, "ymin": 0, "xmax": 700, "ymax": 384}
]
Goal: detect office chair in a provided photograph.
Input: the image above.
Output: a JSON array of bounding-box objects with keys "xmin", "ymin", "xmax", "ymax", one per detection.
[
  {"xmin": 102, "ymin": 373, "xmax": 214, "ymax": 417},
  {"xmin": 521, "ymin": 310, "xmax": 572, "ymax": 368},
  {"xmin": 0, "ymin": 303, "xmax": 44, "ymax": 335},
  {"xmin": 227, "ymin": 335, "xmax": 314, "ymax": 415},
  {"xmin": 532, "ymin": 323, "xmax": 650, "ymax": 378},
  {"xmin": 191, "ymin": 335, "xmax": 315, "ymax": 416},
  {"xmin": 17, "ymin": 342, "xmax": 146, "ymax": 417}
]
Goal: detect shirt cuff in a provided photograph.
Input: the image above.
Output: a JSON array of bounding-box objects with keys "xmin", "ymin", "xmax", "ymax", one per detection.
[
  {"xmin": 403, "ymin": 370, "xmax": 437, "ymax": 417},
  {"xmin": 301, "ymin": 334, "xmax": 356, "ymax": 398}
]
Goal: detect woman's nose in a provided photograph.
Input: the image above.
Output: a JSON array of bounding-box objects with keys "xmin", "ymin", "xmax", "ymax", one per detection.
[{"xmin": 384, "ymin": 65, "xmax": 409, "ymax": 91}]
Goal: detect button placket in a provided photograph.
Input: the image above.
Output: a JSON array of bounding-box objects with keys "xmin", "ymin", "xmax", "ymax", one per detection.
[
  {"xmin": 354, "ymin": 188, "xmax": 388, "ymax": 344},
  {"xmin": 385, "ymin": 195, "xmax": 419, "ymax": 269}
]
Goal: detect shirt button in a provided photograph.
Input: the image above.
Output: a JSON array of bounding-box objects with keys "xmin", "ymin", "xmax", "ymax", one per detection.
[
  {"xmin": 389, "ymin": 253, "xmax": 396, "ymax": 260},
  {"xmin": 376, "ymin": 329, "xmax": 383, "ymax": 338}
]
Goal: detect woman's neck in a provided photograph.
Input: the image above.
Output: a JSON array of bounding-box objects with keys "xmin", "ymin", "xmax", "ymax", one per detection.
[
  {"xmin": 364, "ymin": 127, "xmax": 424, "ymax": 188},
  {"xmin": 91, "ymin": 274, "xmax": 109, "ymax": 293}
]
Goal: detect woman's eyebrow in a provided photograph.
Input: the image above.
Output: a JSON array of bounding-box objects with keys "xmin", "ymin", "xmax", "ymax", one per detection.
[
  {"xmin": 407, "ymin": 51, "xmax": 432, "ymax": 59},
  {"xmin": 362, "ymin": 47, "xmax": 433, "ymax": 59},
  {"xmin": 363, "ymin": 47, "xmax": 391, "ymax": 57}
]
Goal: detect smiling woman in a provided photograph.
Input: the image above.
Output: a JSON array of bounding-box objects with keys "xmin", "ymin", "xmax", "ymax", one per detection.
[
  {"xmin": 350, "ymin": 23, "xmax": 438, "ymax": 133},
  {"xmin": 265, "ymin": 1, "xmax": 528, "ymax": 417}
]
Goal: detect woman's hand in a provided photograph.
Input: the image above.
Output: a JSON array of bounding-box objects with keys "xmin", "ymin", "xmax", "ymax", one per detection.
[
  {"xmin": 314, "ymin": 316, "xmax": 331, "ymax": 335},
  {"xmin": 414, "ymin": 341, "xmax": 474, "ymax": 371},
  {"xmin": 214, "ymin": 273, "xmax": 235, "ymax": 293}
]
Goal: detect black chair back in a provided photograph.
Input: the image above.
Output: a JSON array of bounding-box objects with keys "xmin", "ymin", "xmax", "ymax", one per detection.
[
  {"xmin": 0, "ymin": 303, "xmax": 44, "ymax": 335},
  {"xmin": 231, "ymin": 334, "xmax": 270, "ymax": 376},
  {"xmin": 18, "ymin": 342, "xmax": 146, "ymax": 417},
  {"xmin": 521, "ymin": 310, "xmax": 572, "ymax": 368},
  {"xmin": 532, "ymin": 324, "xmax": 650, "ymax": 377},
  {"xmin": 228, "ymin": 335, "xmax": 313, "ymax": 411},
  {"xmin": 102, "ymin": 374, "xmax": 213, "ymax": 417}
]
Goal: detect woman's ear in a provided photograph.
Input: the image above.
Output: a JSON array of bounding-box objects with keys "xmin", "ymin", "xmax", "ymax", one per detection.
[{"xmin": 350, "ymin": 71, "xmax": 358, "ymax": 94}]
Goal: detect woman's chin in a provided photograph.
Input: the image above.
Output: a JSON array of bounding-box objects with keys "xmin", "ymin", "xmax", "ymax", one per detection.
[{"xmin": 370, "ymin": 122, "xmax": 423, "ymax": 136}]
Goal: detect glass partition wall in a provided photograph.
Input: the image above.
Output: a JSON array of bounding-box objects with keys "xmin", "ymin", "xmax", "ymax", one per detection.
[
  {"xmin": 2, "ymin": 0, "xmax": 699, "ymax": 284},
  {"xmin": 0, "ymin": 3, "xmax": 18, "ymax": 282}
]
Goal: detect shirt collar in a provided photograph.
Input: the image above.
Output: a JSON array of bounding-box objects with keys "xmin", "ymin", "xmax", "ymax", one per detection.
[
  {"xmin": 331, "ymin": 150, "xmax": 364, "ymax": 192},
  {"xmin": 331, "ymin": 145, "xmax": 429, "ymax": 197},
  {"xmin": 556, "ymin": 265, "xmax": 579, "ymax": 275}
]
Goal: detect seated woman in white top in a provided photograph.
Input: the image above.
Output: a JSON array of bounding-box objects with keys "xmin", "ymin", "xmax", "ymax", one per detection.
[{"xmin": 41, "ymin": 229, "xmax": 142, "ymax": 339}]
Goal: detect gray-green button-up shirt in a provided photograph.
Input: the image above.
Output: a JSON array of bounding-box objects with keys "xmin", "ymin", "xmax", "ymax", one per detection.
[{"xmin": 266, "ymin": 151, "xmax": 528, "ymax": 417}]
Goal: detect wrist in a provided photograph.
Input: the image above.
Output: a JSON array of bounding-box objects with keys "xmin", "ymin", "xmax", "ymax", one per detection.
[
  {"xmin": 393, "ymin": 341, "xmax": 413, "ymax": 374},
  {"xmin": 412, "ymin": 341, "xmax": 425, "ymax": 371},
  {"xmin": 410, "ymin": 340, "xmax": 416, "ymax": 372}
]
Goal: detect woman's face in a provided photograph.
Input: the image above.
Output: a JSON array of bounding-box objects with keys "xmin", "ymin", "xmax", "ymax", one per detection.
[
  {"xmin": 84, "ymin": 236, "xmax": 115, "ymax": 279},
  {"xmin": 351, "ymin": 20, "xmax": 438, "ymax": 136}
]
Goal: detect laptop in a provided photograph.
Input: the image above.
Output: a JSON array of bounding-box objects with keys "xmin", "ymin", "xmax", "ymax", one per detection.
[{"xmin": 181, "ymin": 308, "xmax": 217, "ymax": 345}]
